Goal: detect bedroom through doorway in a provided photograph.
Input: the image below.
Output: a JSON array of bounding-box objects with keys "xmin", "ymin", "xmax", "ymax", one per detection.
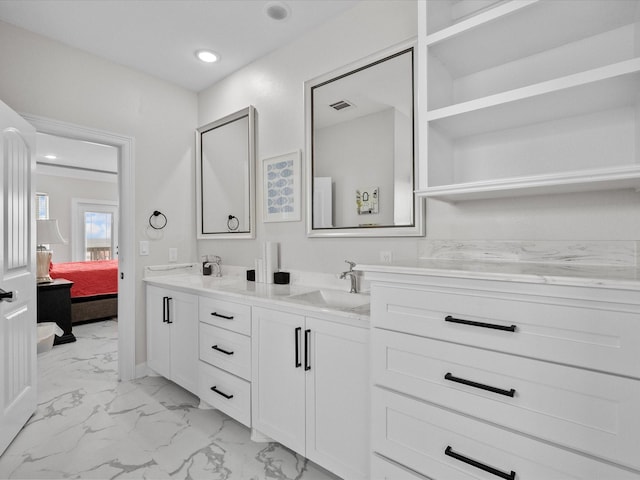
[
  {"xmin": 36, "ymin": 132, "xmax": 120, "ymax": 352},
  {"xmin": 26, "ymin": 113, "xmax": 136, "ymax": 381}
]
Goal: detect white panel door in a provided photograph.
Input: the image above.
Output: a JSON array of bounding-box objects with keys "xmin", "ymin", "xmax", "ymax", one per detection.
[
  {"xmin": 146, "ymin": 285, "xmax": 171, "ymax": 379},
  {"xmin": 168, "ymin": 290, "xmax": 198, "ymax": 394},
  {"xmin": 0, "ymin": 100, "xmax": 37, "ymax": 455},
  {"xmin": 251, "ymin": 307, "xmax": 305, "ymax": 454},
  {"xmin": 305, "ymin": 317, "xmax": 370, "ymax": 480}
]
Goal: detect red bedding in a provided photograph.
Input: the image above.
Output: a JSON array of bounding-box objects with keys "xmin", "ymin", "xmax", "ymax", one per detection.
[{"xmin": 49, "ymin": 260, "xmax": 118, "ymax": 298}]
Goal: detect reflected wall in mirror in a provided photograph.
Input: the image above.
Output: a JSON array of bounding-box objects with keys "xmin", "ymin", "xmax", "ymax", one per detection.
[
  {"xmin": 305, "ymin": 43, "xmax": 424, "ymax": 237},
  {"xmin": 196, "ymin": 106, "xmax": 256, "ymax": 239}
]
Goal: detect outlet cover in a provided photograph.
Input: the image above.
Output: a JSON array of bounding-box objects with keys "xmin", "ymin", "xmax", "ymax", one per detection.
[
  {"xmin": 169, "ymin": 248, "xmax": 178, "ymax": 262},
  {"xmin": 380, "ymin": 251, "xmax": 392, "ymax": 264}
]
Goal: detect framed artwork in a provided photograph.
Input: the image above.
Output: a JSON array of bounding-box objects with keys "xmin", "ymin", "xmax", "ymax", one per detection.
[{"xmin": 263, "ymin": 151, "xmax": 301, "ymax": 222}]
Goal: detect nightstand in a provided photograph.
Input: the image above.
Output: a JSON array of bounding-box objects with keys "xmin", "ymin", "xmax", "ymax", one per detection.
[{"xmin": 37, "ymin": 278, "xmax": 76, "ymax": 345}]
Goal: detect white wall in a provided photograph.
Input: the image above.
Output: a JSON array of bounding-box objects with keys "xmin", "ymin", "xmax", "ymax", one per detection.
[
  {"xmin": 197, "ymin": 0, "xmax": 640, "ymax": 277},
  {"xmin": 36, "ymin": 172, "xmax": 118, "ymax": 263},
  {"xmin": 0, "ymin": 20, "xmax": 198, "ymax": 365}
]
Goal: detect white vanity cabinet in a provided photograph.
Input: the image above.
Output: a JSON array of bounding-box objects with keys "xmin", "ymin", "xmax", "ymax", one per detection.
[
  {"xmin": 146, "ymin": 284, "xmax": 199, "ymax": 394},
  {"xmin": 252, "ymin": 306, "xmax": 370, "ymax": 480},
  {"xmin": 198, "ymin": 295, "xmax": 252, "ymax": 427},
  {"xmin": 417, "ymin": 0, "xmax": 640, "ymax": 201},
  {"xmin": 367, "ymin": 272, "xmax": 640, "ymax": 479}
]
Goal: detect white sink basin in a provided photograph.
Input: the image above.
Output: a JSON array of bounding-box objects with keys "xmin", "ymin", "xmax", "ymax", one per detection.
[{"xmin": 288, "ymin": 289, "xmax": 370, "ymax": 310}]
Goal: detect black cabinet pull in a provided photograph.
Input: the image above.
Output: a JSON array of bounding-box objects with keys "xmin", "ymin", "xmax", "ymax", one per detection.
[
  {"xmin": 211, "ymin": 311, "xmax": 234, "ymax": 320},
  {"xmin": 304, "ymin": 329, "xmax": 311, "ymax": 371},
  {"xmin": 210, "ymin": 386, "xmax": 234, "ymax": 399},
  {"xmin": 445, "ymin": 446, "xmax": 515, "ymax": 480},
  {"xmin": 162, "ymin": 296, "xmax": 168, "ymax": 323},
  {"xmin": 445, "ymin": 315, "xmax": 516, "ymax": 332},
  {"xmin": 444, "ymin": 372, "xmax": 516, "ymax": 397},
  {"xmin": 166, "ymin": 297, "xmax": 173, "ymax": 323},
  {"xmin": 211, "ymin": 345, "xmax": 234, "ymax": 355},
  {"xmin": 294, "ymin": 327, "xmax": 302, "ymax": 368}
]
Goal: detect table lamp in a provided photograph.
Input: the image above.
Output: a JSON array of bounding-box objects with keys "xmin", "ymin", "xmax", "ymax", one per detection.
[{"xmin": 36, "ymin": 219, "xmax": 67, "ymax": 283}]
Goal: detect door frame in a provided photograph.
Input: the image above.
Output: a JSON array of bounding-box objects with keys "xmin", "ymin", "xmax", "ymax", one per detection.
[{"xmin": 23, "ymin": 114, "xmax": 136, "ymax": 381}]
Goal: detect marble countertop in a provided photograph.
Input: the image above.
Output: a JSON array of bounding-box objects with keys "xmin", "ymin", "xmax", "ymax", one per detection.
[
  {"xmin": 143, "ymin": 269, "xmax": 370, "ymax": 327},
  {"xmin": 356, "ymin": 259, "xmax": 640, "ymax": 290}
]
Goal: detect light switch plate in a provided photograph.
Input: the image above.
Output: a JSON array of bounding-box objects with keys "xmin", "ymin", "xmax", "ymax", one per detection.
[
  {"xmin": 169, "ymin": 248, "xmax": 178, "ymax": 262},
  {"xmin": 139, "ymin": 241, "xmax": 149, "ymax": 256}
]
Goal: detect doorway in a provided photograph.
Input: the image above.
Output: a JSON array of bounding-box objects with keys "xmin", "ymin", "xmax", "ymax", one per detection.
[{"xmin": 24, "ymin": 114, "xmax": 136, "ymax": 381}]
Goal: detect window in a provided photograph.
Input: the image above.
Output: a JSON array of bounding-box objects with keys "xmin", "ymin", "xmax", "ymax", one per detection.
[
  {"xmin": 36, "ymin": 193, "xmax": 49, "ymax": 220},
  {"xmin": 71, "ymin": 199, "xmax": 118, "ymax": 261}
]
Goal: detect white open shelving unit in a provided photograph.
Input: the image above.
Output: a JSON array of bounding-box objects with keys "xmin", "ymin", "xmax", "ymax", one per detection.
[{"xmin": 417, "ymin": 0, "xmax": 640, "ymax": 201}]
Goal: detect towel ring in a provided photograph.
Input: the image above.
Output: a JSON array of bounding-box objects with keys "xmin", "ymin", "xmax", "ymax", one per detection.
[
  {"xmin": 149, "ymin": 210, "xmax": 168, "ymax": 230},
  {"xmin": 227, "ymin": 215, "xmax": 239, "ymax": 231}
]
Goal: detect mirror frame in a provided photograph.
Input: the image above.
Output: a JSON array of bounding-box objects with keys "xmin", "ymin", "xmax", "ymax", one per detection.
[
  {"xmin": 304, "ymin": 40, "xmax": 424, "ymax": 238},
  {"xmin": 195, "ymin": 105, "xmax": 256, "ymax": 240}
]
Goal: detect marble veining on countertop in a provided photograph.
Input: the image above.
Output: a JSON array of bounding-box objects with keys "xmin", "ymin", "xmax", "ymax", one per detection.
[
  {"xmin": 356, "ymin": 258, "xmax": 640, "ymax": 290},
  {"xmin": 356, "ymin": 240, "xmax": 640, "ymax": 290}
]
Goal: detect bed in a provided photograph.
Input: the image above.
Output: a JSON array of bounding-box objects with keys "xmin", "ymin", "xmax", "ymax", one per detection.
[{"xmin": 49, "ymin": 259, "xmax": 118, "ymax": 324}]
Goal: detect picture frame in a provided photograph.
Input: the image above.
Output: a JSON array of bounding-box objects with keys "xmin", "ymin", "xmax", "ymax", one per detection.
[{"xmin": 263, "ymin": 151, "xmax": 301, "ymax": 222}]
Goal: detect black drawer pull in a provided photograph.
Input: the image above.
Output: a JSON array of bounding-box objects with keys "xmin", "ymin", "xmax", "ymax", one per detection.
[
  {"xmin": 210, "ymin": 386, "xmax": 233, "ymax": 399},
  {"xmin": 445, "ymin": 446, "xmax": 516, "ymax": 480},
  {"xmin": 295, "ymin": 327, "xmax": 302, "ymax": 368},
  {"xmin": 445, "ymin": 372, "xmax": 516, "ymax": 397},
  {"xmin": 162, "ymin": 296, "xmax": 168, "ymax": 323},
  {"xmin": 211, "ymin": 311, "xmax": 234, "ymax": 320},
  {"xmin": 445, "ymin": 315, "xmax": 516, "ymax": 332},
  {"xmin": 211, "ymin": 345, "xmax": 234, "ymax": 355}
]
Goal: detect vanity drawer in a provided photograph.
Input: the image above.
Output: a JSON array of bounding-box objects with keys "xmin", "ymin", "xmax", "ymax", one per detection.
[
  {"xmin": 372, "ymin": 387, "xmax": 639, "ymax": 480},
  {"xmin": 199, "ymin": 361, "xmax": 251, "ymax": 427},
  {"xmin": 373, "ymin": 329, "xmax": 640, "ymax": 470},
  {"xmin": 199, "ymin": 296, "xmax": 251, "ymax": 335},
  {"xmin": 372, "ymin": 283, "xmax": 640, "ymax": 378},
  {"xmin": 199, "ymin": 322, "xmax": 251, "ymax": 380},
  {"xmin": 371, "ymin": 454, "xmax": 428, "ymax": 480}
]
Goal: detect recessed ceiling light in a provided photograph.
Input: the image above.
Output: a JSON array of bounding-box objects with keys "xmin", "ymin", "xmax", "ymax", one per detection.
[
  {"xmin": 196, "ymin": 50, "xmax": 219, "ymax": 63},
  {"xmin": 265, "ymin": 1, "xmax": 291, "ymax": 21},
  {"xmin": 44, "ymin": 154, "xmax": 57, "ymax": 160}
]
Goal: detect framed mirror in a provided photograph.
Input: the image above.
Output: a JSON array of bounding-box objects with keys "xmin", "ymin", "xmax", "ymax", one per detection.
[
  {"xmin": 196, "ymin": 106, "xmax": 256, "ymax": 239},
  {"xmin": 305, "ymin": 42, "xmax": 424, "ymax": 238}
]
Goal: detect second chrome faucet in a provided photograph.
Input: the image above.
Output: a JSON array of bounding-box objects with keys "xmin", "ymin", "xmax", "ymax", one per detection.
[{"xmin": 339, "ymin": 260, "xmax": 358, "ymax": 293}]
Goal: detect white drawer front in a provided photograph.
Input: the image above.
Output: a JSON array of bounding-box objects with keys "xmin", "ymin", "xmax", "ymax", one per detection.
[
  {"xmin": 371, "ymin": 454, "xmax": 428, "ymax": 480},
  {"xmin": 198, "ymin": 362, "xmax": 251, "ymax": 427},
  {"xmin": 372, "ymin": 283, "xmax": 640, "ymax": 378},
  {"xmin": 373, "ymin": 329, "xmax": 640, "ymax": 470},
  {"xmin": 199, "ymin": 296, "xmax": 251, "ymax": 335},
  {"xmin": 372, "ymin": 388, "xmax": 639, "ymax": 480},
  {"xmin": 199, "ymin": 322, "xmax": 251, "ymax": 380}
]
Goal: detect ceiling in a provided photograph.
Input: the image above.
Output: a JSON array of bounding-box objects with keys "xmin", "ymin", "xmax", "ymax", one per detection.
[{"xmin": 0, "ymin": 0, "xmax": 359, "ymax": 92}]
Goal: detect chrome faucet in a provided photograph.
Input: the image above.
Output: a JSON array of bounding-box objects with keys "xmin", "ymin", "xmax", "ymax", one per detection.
[
  {"xmin": 339, "ymin": 260, "xmax": 358, "ymax": 293},
  {"xmin": 204, "ymin": 255, "xmax": 222, "ymax": 277}
]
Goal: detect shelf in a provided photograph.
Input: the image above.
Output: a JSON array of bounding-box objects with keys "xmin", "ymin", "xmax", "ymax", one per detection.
[
  {"xmin": 427, "ymin": 0, "xmax": 639, "ymax": 78},
  {"xmin": 426, "ymin": 58, "xmax": 640, "ymax": 139},
  {"xmin": 417, "ymin": 166, "xmax": 640, "ymax": 202}
]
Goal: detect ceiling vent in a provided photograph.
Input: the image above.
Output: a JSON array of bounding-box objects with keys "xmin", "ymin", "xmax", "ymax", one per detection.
[{"xmin": 329, "ymin": 100, "xmax": 354, "ymax": 111}]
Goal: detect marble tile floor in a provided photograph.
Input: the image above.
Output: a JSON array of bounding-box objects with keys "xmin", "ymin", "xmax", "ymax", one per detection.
[{"xmin": 0, "ymin": 320, "xmax": 339, "ymax": 480}]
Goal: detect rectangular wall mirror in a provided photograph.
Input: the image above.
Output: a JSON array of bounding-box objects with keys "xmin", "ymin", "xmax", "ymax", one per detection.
[
  {"xmin": 304, "ymin": 42, "xmax": 424, "ymax": 237},
  {"xmin": 196, "ymin": 106, "xmax": 256, "ymax": 239}
]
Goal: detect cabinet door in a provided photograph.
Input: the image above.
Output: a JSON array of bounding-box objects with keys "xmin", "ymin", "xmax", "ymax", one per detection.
[
  {"xmin": 251, "ymin": 306, "xmax": 306, "ymax": 455},
  {"xmin": 169, "ymin": 290, "xmax": 198, "ymax": 394},
  {"xmin": 305, "ymin": 317, "xmax": 370, "ymax": 480},
  {"xmin": 146, "ymin": 285, "xmax": 171, "ymax": 379}
]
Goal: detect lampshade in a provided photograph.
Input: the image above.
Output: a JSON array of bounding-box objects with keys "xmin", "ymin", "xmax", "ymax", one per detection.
[
  {"xmin": 37, "ymin": 219, "xmax": 67, "ymax": 246},
  {"xmin": 36, "ymin": 219, "xmax": 67, "ymax": 283}
]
